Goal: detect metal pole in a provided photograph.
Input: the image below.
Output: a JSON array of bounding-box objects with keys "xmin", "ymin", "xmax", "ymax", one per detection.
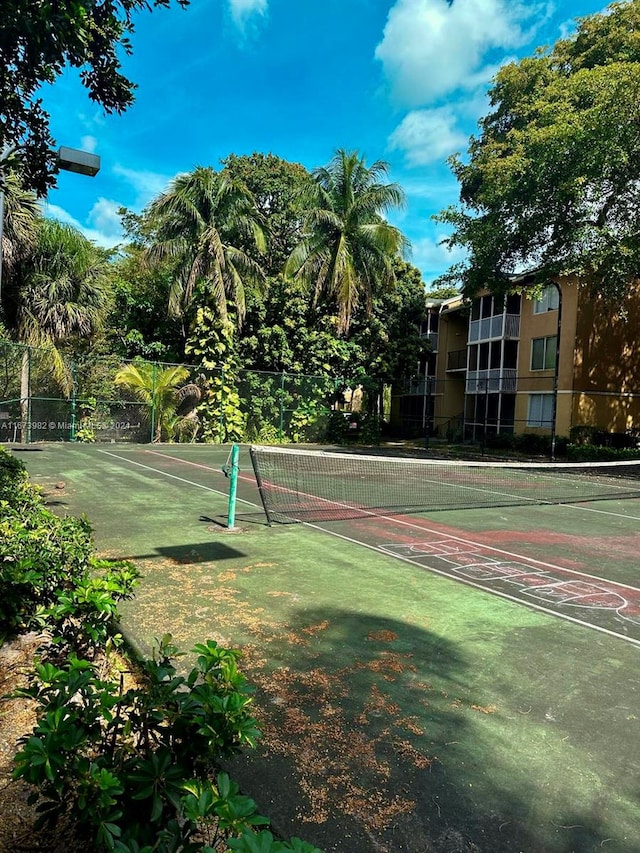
[
  {"xmin": 26, "ymin": 346, "xmax": 32, "ymax": 444},
  {"xmin": 218, "ymin": 366, "xmax": 225, "ymax": 443},
  {"xmin": 550, "ymin": 282, "xmax": 563, "ymax": 460},
  {"xmin": 70, "ymin": 362, "xmax": 77, "ymax": 441},
  {"xmin": 482, "ymin": 377, "xmax": 489, "ymax": 455},
  {"xmin": 423, "ymin": 376, "xmax": 431, "ymax": 449},
  {"xmin": 279, "ymin": 371, "xmax": 285, "ymax": 442},
  {"xmin": 226, "ymin": 443, "xmax": 240, "ymax": 529},
  {"xmin": 150, "ymin": 361, "xmax": 157, "ymax": 442}
]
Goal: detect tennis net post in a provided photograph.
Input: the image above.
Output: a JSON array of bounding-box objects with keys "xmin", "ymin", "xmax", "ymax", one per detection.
[{"xmin": 226, "ymin": 443, "xmax": 240, "ymax": 529}]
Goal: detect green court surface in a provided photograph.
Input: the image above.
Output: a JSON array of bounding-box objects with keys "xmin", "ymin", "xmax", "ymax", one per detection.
[{"xmin": 11, "ymin": 442, "xmax": 640, "ymax": 853}]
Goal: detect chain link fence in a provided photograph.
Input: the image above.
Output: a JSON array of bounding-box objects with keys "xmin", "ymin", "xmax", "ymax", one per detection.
[
  {"xmin": 0, "ymin": 341, "xmax": 371, "ymax": 445},
  {"xmin": 5, "ymin": 341, "xmax": 637, "ymax": 448}
]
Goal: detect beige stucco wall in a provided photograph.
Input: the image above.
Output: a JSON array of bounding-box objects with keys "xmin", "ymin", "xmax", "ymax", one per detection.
[
  {"xmin": 433, "ymin": 306, "xmax": 467, "ymax": 433},
  {"xmin": 430, "ymin": 279, "xmax": 640, "ymax": 438},
  {"xmin": 571, "ymin": 283, "xmax": 640, "ymax": 432},
  {"xmin": 513, "ymin": 279, "xmax": 579, "ymax": 436}
]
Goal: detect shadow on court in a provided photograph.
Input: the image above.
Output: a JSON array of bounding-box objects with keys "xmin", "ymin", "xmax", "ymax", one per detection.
[
  {"xmin": 220, "ymin": 607, "xmax": 622, "ymax": 853},
  {"xmin": 119, "ymin": 542, "xmax": 248, "ymax": 564}
]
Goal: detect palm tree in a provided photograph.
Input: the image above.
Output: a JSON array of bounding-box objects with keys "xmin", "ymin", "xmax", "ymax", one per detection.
[
  {"xmin": 8, "ymin": 218, "xmax": 112, "ymax": 439},
  {"xmin": 285, "ymin": 149, "xmax": 410, "ymax": 334},
  {"xmin": 147, "ymin": 166, "xmax": 266, "ymax": 332},
  {"xmin": 0, "ymin": 172, "xmax": 40, "ymax": 324},
  {"xmin": 114, "ymin": 362, "xmax": 191, "ymax": 442}
]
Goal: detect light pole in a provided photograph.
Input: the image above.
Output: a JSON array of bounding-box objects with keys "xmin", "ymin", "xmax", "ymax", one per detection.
[
  {"xmin": 549, "ymin": 281, "xmax": 563, "ymax": 460},
  {"xmin": 0, "ymin": 145, "xmax": 101, "ymax": 302}
]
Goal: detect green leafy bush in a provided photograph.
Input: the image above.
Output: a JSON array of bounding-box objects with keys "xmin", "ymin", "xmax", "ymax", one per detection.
[
  {"xmin": 0, "ymin": 446, "xmax": 137, "ymax": 645},
  {"xmin": 0, "ymin": 446, "xmax": 40, "ymax": 510},
  {"xmin": 13, "ymin": 636, "xmax": 268, "ymax": 851},
  {"xmin": 567, "ymin": 444, "xmax": 640, "ymax": 462},
  {"xmin": 359, "ymin": 414, "xmax": 382, "ymax": 445},
  {"xmin": 324, "ymin": 410, "xmax": 351, "ymax": 444},
  {"xmin": 0, "ymin": 504, "xmax": 93, "ymax": 639},
  {"xmin": 228, "ymin": 830, "xmax": 323, "ymax": 852}
]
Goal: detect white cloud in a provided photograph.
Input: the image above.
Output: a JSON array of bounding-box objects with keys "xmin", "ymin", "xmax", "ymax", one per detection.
[
  {"xmin": 411, "ymin": 232, "xmax": 467, "ymax": 282},
  {"xmin": 43, "ymin": 200, "xmax": 124, "ymax": 249},
  {"xmin": 400, "ymin": 176, "xmax": 459, "ymax": 201},
  {"xmin": 389, "ymin": 107, "xmax": 468, "ymax": 166},
  {"xmin": 375, "ymin": 0, "xmax": 546, "ymax": 106},
  {"xmin": 88, "ymin": 198, "xmax": 124, "ymax": 240},
  {"xmin": 80, "ymin": 135, "xmax": 98, "ymax": 154},
  {"xmin": 112, "ymin": 164, "xmax": 175, "ymax": 207},
  {"xmin": 228, "ymin": 0, "xmax": 268, "ymax": 30}
]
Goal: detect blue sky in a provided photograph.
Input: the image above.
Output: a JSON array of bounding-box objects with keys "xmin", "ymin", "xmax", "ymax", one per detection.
[{"xmin": 44, "ymin": 0, "xmax": 610, "ymax": 287}]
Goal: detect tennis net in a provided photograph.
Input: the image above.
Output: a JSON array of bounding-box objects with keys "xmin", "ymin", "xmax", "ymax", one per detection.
[{"xmin": 249, "ymin": 445, "xmax": 640, "ymax": 523}]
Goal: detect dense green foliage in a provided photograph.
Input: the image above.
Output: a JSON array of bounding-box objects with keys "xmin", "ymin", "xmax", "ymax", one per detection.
[
  {"xmin": 221, "ymin": 153, "xmax": 310, "ymax": 277},
  {"xmin": 114, "ymin": 362, "xmax": 191, "ymax": 442},
  {"xmin": 1, "ymin": 149, "xmax": 432, "ymax": 446},
  {"xmin": 437, "ymin": 0, "xmax": 640, "ymax": 300},
  {"xmin": 1, "ymin": 0, "xmax": 189, "ymax": 195},
  {"xmin": 147, "ymin": 166, "xmax": 267, "ymax": 329},
  {"xmin": 8, "ymin": 218, "xmax": 112, "ymax": 350},
  {"xmin": 0, "ymin": 446, "xmax": 133, "ymax": 643}
]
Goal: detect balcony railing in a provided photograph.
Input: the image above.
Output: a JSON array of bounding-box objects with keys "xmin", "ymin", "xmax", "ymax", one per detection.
[
  {"xmin": 468, "ymin": 313, "xmax": 520, "ymax": 342},
  {"xmin": 466, "ymin": 369, "xmax": 517, "ymax": 393},
  {"xmin": 420, "ymin": 331, "xmax": 438, "ymax": 351},
  {"xmin": 446, "ymin": 349, "xmax": 467, "ymax": 371}
]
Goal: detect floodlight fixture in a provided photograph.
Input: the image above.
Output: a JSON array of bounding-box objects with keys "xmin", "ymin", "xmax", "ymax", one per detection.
[{"xmin": 57, "ymin": 146, "xmax": 101, "ymax": 177}]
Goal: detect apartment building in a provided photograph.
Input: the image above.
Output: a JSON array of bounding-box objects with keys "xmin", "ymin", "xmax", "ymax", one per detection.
[{"xmin": 393, "ymin": 277, "xmax": 640, "ymax": 442}]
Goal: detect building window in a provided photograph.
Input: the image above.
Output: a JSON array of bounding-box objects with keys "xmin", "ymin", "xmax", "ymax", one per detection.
[
  {"xmin": 531, "ymin": 335, "xmax": 557, "ymax": 370},
  {"xmin": 533, "ymin": 285, "xmax": 560, "ymax": 313},
  {"xmin": 527, "ymin": 394, "xmax": 554, "ymax": 428}
]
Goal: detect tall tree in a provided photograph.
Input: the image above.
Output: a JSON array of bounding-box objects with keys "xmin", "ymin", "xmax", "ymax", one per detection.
[
  {"xmin": 436, "ymin": 0, "xmax": 640, "ymax": 300},
  {"xmin": 10, "ymin": 219, "xmax": 111, "ymax": 355},
  {"xmin": 0, "ymin": 173, "xmax": 39, "ymax": 318},
  {"xmin": 7, "ymin": 217, "xmax": 111, "ymax": 438},
  {"xmin": 349, "ymin": 259, "xmax": 430, "ymax": 390},
  {"xmin": 285, "ymin": 149, "xmax": 410, "ymax": 334},
  {"xmin": 147, "ymin": 166, "xmax": 266, "ymax": 333},
  {"xmin": 1, "ymin": 0, "xmax": 188, "ymax": 195},
  {"xmin": 221, "ymin": 153, "xmax": 310, "ymax": 276}
]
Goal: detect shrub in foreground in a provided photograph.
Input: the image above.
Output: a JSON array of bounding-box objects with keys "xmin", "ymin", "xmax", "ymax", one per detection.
[{"xmin": 1, "ymin": 445, "xmax": 324, "ymax": 852}]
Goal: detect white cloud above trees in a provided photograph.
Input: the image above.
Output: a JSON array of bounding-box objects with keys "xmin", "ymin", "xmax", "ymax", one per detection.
[
  {"xmin": 375, "ymin": 0, "xmax": 545, "ymax": 105},
  {"xmin": 377, "ymin": 0, "xmax": 549, "ymax": 168},
  {"xmin": 389, "ymin": 107, "xmax": 468, "ymax": 166}
]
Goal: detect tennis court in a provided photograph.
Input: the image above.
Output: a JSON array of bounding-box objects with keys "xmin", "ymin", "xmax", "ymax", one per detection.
[{"xmin": 13, "ymin": 441, "xmax": 640, "ymax": 853}]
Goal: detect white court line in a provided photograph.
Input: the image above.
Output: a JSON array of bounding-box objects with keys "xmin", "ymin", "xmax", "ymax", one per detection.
[
  {"xmin": 356, "ymin": 511, "xmax": 640, "ymax": 593},
  {"xmin": 547, "ymin": 502, "xmax": 640, "ymax": 521},
  {"xmin": 252, "ymin": 472, "xmax": 640, "ymax": 591},
  {"xmin": 97, "ymin": 449, "xmax": 259, "ymax": 507}
]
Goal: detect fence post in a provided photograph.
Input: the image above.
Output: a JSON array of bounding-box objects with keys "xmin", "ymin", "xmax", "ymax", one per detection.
[
  {"xmin": 279, "ymin": 371, "xmax": 286, "ymax": 442},
  {"xmin": 26, "ymin": 345, "xmax": 32, "ymax": 444},
  {"xmin": 150, "ymin": 361, "xmax": 157, "ymax": 442},
  {"xmin": 218, "ymin": 366, "xmax": 225, "ymax": 443},
  {"xmin": 70, "ymin": 362, "xmax": 77, "ymax": 441}
]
